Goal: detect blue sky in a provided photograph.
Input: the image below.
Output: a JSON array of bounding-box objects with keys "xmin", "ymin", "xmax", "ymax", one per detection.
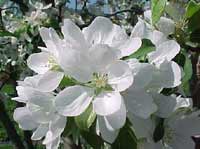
[{"xmin": 68, "ymin": 0, "xmax": 97, "ymax": 9}]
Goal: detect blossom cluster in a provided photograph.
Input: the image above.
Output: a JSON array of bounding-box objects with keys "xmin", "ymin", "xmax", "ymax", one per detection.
[{"xmin": 13, "ymin": 10, "xmax": 200, "ymax": 149}]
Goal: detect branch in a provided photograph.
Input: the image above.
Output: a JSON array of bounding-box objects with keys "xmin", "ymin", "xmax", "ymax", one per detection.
[{"xmin": 104, "ymin": 7, "xmax": 143, "ymax": 17}]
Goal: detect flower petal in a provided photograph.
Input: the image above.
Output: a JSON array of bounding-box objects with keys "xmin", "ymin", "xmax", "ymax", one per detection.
[
  {"xmin": 128, "ymin": 112, "xmax": 154, "ymax": 139},
  {"xmin": 128, "ymin": 62, "xmax": 156, "ymax": 89},
  {"xmin": 93, "ymin": 91, "xmax": 122, "ymax": 116},
  {"xmin": 131, "ymin": 19, "xmax": 152, "ymax": 39},
  {"xmin": 149, "ymin": 60, "xmax": 182, "ymax": 88},
  {"xmin": 55, "ymin": 85, "xmax": 93, "ymax": 116},
  {"xmin": 31, "ymin": 124, "xmax": 49, "ymax": 140},
  {"xmin": 60, "ymin": 50, "xmax": 93, "ymax": 82},
  {"xmin": 150, "ymin": 30, "xmax": 167, "ymax": 46},
  {"xmin": 89, "ymin": 44, "xmax": 118, "ymax": 71},
  {"xmin": 97, "ymin": 116, "xmax": 119, "ymax": 143},
  {"xmin": 148, "ymin": 40, "xmax": 180, "ymax": 64},
  {"xmin": 104, "ymin": 99, "xmax": 126, "ymax": 129},
  {"xmin": 107, "ymin": 60, "xmax": 133, "ymax": 92},
  {"xmin": 124, "ymin": 88, "xmax": 157, "ymax": 119},
  {"xmin": 118, "ymin": 37, "xmax": 142, "ymax": 57},
  {"xmin": 13, "ymin": 107, "xmax": 38, "ymax": 130},
  {"xmin": 157, "ymin": 17, "xmax": 175, "ymax": 35},
  {"xmin": 37, "ymin": 71, "xmax": 64, "ymax": 92},
  {"xmin": 39, "ymin": 27, "xmax": 61, "ymax": 57},
  {"xmin": 43, "ymin": 116, "xmax": 66, "ymax": 144},
  {"xmin": 62, "ymin": 19, "xmax": 88, "ymax": 50},
  {"xmin": 83, "ymin": 16, "xmax": 113, "ymax": 45},
  {"xmin": 27, "ymin": 52, "xmax": 50, "ymax": 74},
  {"xmin": 12, "ymin": 86, "xmax": 28, "ymax": 103},
  {"xmin": 45, "ymin": 136, "xmax": 60, "ymax": 149},
  {"xmin": 152, "ymin": 93, "xmax": 177, "ymax": 118}
]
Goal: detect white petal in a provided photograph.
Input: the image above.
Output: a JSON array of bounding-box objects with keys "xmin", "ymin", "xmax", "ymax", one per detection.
[
  {"xmin": 152, "ymin": 93, "xmax": 177, "ymax": 118},
  {"xmin": 27, "ymin": 102, "xmax": 56, "ymax": 124},
  {"xmin": 150, "ymin": 30, "xmax": 167, "ymax": 46},
  {"xmin": 157, "ymin": 17, "xmax": 175, "ymax": 35},
  {"xmin": 13, "ymin": 107, "xmax": 38, "ymax": 130},
  {"xmin": 175, "ymin": 95, "xmax": 193, "ymax": 109},
  {"xmin": 60, "ymin": 49, "xmax": 93, "ymax": 82},
  {"xmin": 131, "ymin": 19, "xmax": 152, "ymax": 39},
  {"xmin": 83, "ymin": 16, "xmax": 113, "ymax": 45},
  {"xmin": 31, "ymin": 124, "xmax": 49, "ymax": 140},
  {"xmin": 150, "ymin": 60, "xmax": 182, "ymax": 88},
  {"xmin": 104, "ymin": 99, "xmax": 126, "ymax": 129},
  {"xmin": 22, "ymin": 74, "xmax": 42, "ymax": 87},
  {"xmin": 107, "ymin": 24, "xmax": 128, "ymax": 46},
  {"xmin": 128, "ymin": 112, "xmax": 154, "ymax": 139},
  {"xmin": 129, "ymin": 62, "xmax": 156, "ymax": 89},
  {"xmin": 39, "ymin": 27, "xmax": 61, "ymax": 57},
  {"xmin": 89, "ymin": 44, "xmax": 118, "ymax": 71},
  {"xmin": 45, "ymin": 136, "xmax": 60, "ymax": 149},
  {"xmin": 148, "ymin": 40, "xmax": 180, "ymax": 64},
  {"xmin": 62, "ymin": 19, "xmax": 88, "ymax": 50},
  {"xmin": 107, "ymin": 60, "xmax": 133, "ymax": 92},
  {"xmin": 93, "ymin": 91, "xmax": 122, "ymax": 116},
  {"xmin": 24, "ymin": 88, "xmax": 54, "ymax": 108},
  {"xmin": 118, "ymin": 37, "xmax": 142, "ymax": 58},
  {"xmin": 37, "ymin": 71, "xmax": 64, "ymax": 92},
  {"xmin": 124, "ymin": 88, "xmax": 157, "ymax": 119},
  {"xmin": 43, "ymin": 116, "xmax": 66, "ymax": 144},
  {"xmin": 27, "ymin": 52, "xmax": 50, "ymax": 74},
  {"xmin": 12, "ymin": 86, "xmax": 28, "ymax": 103},
  {"xmin": 144, "ymin": 10, "xmax": 152, "ymax": 22},
  {"xmin": 97, "ymin": 116, "xmax": 119, "ymax": 143},
  {"xmin": 55, "ymin": 86, "xmax": 93, "ymax": 116}
]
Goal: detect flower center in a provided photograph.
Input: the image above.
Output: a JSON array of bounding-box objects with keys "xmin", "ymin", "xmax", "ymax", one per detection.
[
  {"xmin": 92, "ymin": 73, "xmax": 108, "ymax": 89},
  {"xmin": 47, "ymin": 56, "xmax": 61, "ymax": 71}
]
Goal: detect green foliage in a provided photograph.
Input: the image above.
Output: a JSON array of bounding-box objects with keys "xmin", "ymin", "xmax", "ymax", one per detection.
[
  {"xmin": 185, "ymin": 0, "xmax": 200, "ymax": 18},
  {"xmin": 81, "ymin": 130, "xmax": 103, "ymax": 149},
  {"xmin": 153, "ymin": 118, "xmax": 164, "ymax": 142},
  {"xmin": 128, "ymin": 39, "xmax": 155, "ymax": 60},
  {"xmin": 1, "ymin": 84, "xmax": 15, "ymax": 95},
  {"xmin": 75, "ymin": 104, "xmax": 96, "ymax": 131},
  {"xmin": 174, "ymin": 50, "xmax": 193, "ymax": 95},
  {"xmin": 112, "ymin": 121, "xmax": 137, "ymax": 149},
  {"xmin": 151, "ymin": 0, "xmax": 167, "ymax": 25}
]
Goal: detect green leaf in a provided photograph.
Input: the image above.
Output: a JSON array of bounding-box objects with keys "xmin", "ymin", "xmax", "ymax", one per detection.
[
  {"xmin": 153, "ymin": 118, "xmax": 164, "ymax": 142},
  {"xmin": 0, "ymin": 30, "xmax": 16, "ymax": 37},
  {"xmin": 59, "ymin": 76, "xmax": 76, "ymax": 89},
  {"xmin": 151, "ymin": 0, "xmax": 167, "ymax": 25},
  {"xmin": 75, "ymin": 104, "xmax": 96, "ymax": 131},
  {"xmin": 174, "ymin": 50, "xmax": 192, "ymax": 96},
  {"xmin": 188, "ymin": 9, "xmax": 200, "ymax": 32},
  {"xmin": 128, "ymin": 39, "xmax": 155, "ymax": 59},
  {"xmin": 1, "ymin": 84, "xmax": 15, "ymax": 95},
  {"xmin": 182, "ymin": 53, "xmax": 192, "ymax": 96},
  {"xmin": 112, "ymin": 121, "xmax": 137, "ymax": 149},
  {"xmin": 186, "ymin": 0, "xmax": 200, "ymax": 18},
  {"xmin": 81, "ymin": 130, "xmax": 103, "ymax": 149}
]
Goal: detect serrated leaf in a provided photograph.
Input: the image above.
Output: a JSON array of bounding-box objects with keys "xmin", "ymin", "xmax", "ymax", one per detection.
[
  {"xmin": 186, "ymin": 0, "xmax": 200, "ymax": 18},
  {"xmin": 75, "ymin": 104, "xmax": 96, "ymax": 131},
  {"xmin": 151, "ymin": 0, "xmax": 167, "ymax": 25}
]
